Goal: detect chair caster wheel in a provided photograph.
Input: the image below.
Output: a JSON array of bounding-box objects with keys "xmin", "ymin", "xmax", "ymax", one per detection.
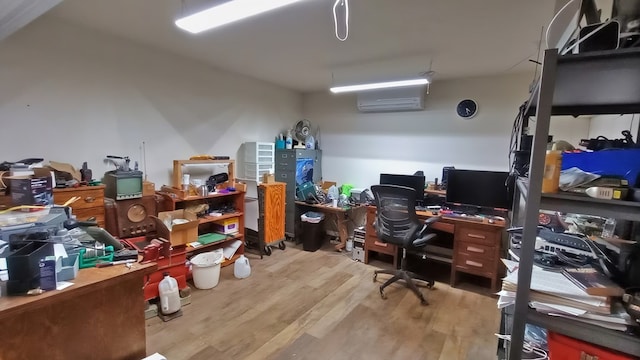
[
  {"xmin": 379, "ymin": 287, "xmax": 387, "ymax": 300},
  {"xmin": 278, "ymin": 242, "xmax": 286, "ymax": 250},
  {"xmin": 426, "ymin": 282, "xmax": 435, "ymax": 289},
  {"xmin": 264, "ymin": 246, "xmax": 272, "ymax": 256}
]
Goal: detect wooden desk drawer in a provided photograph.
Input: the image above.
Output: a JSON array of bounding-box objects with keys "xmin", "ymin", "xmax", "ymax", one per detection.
[
  {"xmin": 73, "ymin": 208, "xmax": 105, "ymax": 227},
  {"xmin": 456, "ymin": 226, "xmax": 499, "ymax": 246},
  {"xmin": 54, "ymin": 188, "xmax": 104, "ymax": 210},
  {"xmin": 455, "ymin": 252, "xmax": 496, "ymax": 276},
  {"xmin": 456, "ymin": 240, "xmax": 495, "ymax": 261},
  {"xmin": 431, "ymin": 221, "xmax": 454, "ymax": 234},
  {"xmin": 365, "ymin": 235, "xmax": 396, "ymax": 255}
]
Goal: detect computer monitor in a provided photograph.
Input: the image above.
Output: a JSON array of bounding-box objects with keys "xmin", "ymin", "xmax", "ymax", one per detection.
[
  {"xmin": 445, "ymin": 169, "xmax": 514, "ymax": 211},
  {"xmin": 379, "ymin": 173, "xmax": 425, "ymax": 205}
]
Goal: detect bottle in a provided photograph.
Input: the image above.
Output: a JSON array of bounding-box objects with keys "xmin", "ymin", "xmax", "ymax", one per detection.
[
  {"xmin": 542, "ymin": 150, "xmax": 562, "ymax": 193},
  {"xmin": 305, "ymin": 134, "xmax": 315, "ymax": 149},
  {"xmin": 601, "ymin": 218, "xmax": 616, "ymax": 238},
  {"xmin": 285, "ymin": 131, "xmax": 293, "ymax": 149},
  {"xmin": 233, "ymin": 255, "xmax": 251, "ymax": 279},
  {"xmin": 158, "ymin": 272, "xmax": 181, "ymax": 315}
]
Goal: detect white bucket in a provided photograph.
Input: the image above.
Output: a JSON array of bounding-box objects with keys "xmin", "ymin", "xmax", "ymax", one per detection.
[{"xmin": 190, "ymin": 250, "xmax": 223, "ymax": 289}]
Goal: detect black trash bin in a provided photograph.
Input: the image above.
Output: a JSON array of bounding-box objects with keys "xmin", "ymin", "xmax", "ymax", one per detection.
[{"xmin": 301, "ymin": 212, "xmax": 325, "ymax": 252}]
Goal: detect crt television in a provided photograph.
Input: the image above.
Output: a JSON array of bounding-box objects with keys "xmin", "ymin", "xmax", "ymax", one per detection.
[
  {"xmin": 104, "ymin": 170, "xmax": 143, "ymax": 200},
  {"xmin": 379, "ymin": 173, "xmax": 425, "ymax": 205},
  {"xmin": 445, "ymin": 169, "xmax": 514, "ymax": 210}
]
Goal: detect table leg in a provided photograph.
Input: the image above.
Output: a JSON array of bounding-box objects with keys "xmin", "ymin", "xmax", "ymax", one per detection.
[{"xmin": 334, "ymin": 214, "xmax": 349, "ymax": 251}]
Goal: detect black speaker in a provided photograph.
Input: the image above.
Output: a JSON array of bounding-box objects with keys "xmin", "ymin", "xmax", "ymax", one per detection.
[{"xmin": 441, "ymin": 166, "xmax": 455, "ymax": 190}]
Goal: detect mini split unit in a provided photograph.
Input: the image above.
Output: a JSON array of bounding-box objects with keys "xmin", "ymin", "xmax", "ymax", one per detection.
[{"xmin": 356, "ymin": 87, "xmax": 426, "ymax": 113}]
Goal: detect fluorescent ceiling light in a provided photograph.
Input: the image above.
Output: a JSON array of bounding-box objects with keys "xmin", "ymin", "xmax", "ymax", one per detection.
[
  {"xmin": 175, "ymin": 0, "xmax": 306, "ymax": 34},
  {"xmin": 329, "ymin": 78, "xmax": 429, "ymax": 94}
]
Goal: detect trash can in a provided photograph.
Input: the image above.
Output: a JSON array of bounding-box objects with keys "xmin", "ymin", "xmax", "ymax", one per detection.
[
  {"xmin": 301, "ymin": 212, "xmax": 325, "ymax": 252},
  {"xmin": 190, "ymin": 249, "xmax": 224, "ymax": 289}
]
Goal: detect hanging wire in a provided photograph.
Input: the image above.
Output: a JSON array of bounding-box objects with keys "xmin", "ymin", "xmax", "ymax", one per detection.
[{"xmin": 333, "ymin": 0, "xmax": 349, "ymax": 41}]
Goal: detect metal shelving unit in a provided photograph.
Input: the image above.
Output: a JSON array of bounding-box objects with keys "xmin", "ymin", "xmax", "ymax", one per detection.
[{"xmin": 508, "ymin": 47, "xmax": 640, "ymax": 359}]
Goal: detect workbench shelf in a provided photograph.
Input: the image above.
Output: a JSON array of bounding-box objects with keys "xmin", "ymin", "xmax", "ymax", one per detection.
[{"xmin": 507, "ymin": 47, "xmax": 640, "ymax": 359}]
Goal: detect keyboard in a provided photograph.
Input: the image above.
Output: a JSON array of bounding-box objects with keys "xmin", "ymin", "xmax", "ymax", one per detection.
[{"xmin": 442, "ymin": 213, "xmax": 485, "ymax": 222}]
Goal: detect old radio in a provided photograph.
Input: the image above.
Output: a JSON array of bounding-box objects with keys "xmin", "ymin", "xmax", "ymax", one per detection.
[{"xmin": 105, "ymin": 195, "xmax": 164, "ymax": 238}]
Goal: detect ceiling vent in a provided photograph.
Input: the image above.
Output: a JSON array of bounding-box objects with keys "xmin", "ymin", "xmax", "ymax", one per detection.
[{"xmin": 356, "ymin": 86, "xmax": 426, "ymax": 113}]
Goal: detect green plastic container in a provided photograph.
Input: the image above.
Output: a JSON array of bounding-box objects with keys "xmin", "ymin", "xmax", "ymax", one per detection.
[{"xmin": 78, "ymin": 246, "xmax": 114, "ymax": 269}]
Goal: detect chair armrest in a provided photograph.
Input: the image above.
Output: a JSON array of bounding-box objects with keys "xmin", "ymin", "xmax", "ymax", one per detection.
[
  {"xmin": 423, "ymin": 216, "xmax": 441, "ymax": 227},
  {"xmin": 413, "ymin": 233, "xmax": 436, "ymax": 248},
  {"xmin": 411, "ymin": 216, "xmax": 441, "ymax": 248}
]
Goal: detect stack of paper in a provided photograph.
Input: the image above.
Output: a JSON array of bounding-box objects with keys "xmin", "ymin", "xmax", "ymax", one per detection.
[{"xmin": 497, "ymin": 259, "xmax": 636, "ymax": 332}]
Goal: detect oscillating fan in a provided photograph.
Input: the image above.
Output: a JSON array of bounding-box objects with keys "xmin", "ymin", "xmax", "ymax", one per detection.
[{"xmin": 293, "ymin": 119, "xmax": 313, "ymax": 146}]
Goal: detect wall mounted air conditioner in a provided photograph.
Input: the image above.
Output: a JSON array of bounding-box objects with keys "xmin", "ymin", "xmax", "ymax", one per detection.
[{"xmin": 357, "ymin": 87, "xmax": 426, "ymax": 113}]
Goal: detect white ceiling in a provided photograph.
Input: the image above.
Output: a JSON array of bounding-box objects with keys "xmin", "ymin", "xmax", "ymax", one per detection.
[{"xmin": 48, "ymin": 0, "xmax": 557, "ymax": 92}]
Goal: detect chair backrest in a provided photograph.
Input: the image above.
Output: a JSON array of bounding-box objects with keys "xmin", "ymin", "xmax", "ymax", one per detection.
[{"xmin": 370, "ymin": 184, "xmax": 422, "ymax": 247}]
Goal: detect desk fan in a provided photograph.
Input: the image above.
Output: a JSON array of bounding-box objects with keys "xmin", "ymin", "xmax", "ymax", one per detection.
[{"xmin": 293, "ymin": 119, "xmax": 315, "ymax": 148}]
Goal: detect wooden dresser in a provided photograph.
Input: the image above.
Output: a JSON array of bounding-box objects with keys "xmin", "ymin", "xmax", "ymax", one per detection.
[{"xmin": 53, "ymin": 185, "xmax": 106, "ymax": 227}]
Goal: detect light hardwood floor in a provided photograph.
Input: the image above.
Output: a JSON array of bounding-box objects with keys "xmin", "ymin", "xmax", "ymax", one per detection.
[{"xmin": 146, "ymin": 243, "xmax": 501, "ymax": 360}]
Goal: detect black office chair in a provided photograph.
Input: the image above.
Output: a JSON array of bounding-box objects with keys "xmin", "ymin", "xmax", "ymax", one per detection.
[{"xmin": 371, "ymin": 184, "xmax": 441, "ymax": 305}]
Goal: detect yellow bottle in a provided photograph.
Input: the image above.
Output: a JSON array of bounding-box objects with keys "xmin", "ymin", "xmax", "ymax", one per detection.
[{"xmin": 542, "ymin": 150, "xmax": 562, "ymax": 193}]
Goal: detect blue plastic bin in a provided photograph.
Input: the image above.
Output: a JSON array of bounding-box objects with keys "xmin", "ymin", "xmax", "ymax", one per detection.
[{"xmin": 562, "ymin": 149, "xmax": 640, "ymax": 185}]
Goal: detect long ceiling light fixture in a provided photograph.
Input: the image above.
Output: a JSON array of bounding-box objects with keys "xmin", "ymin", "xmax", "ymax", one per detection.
[
  {"xmin": 175, "ymin": 0, "xmax": 307, "ymax": 34},
  {"xmin": 329, "ymin": 78, "xmax": 429, "ymax": 94}
]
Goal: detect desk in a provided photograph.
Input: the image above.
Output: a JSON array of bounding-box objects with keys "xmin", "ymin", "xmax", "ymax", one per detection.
[
  {"xmin": 0, "ymin": 262, "xmax": 156, "ymax": 360},
  {"xmin": 364, "ymin": 206, "xmax": 506, "ymax": 291},
  {"xmin": 295, "ymin": 201, "xmax": 365, "ymax": 251}
]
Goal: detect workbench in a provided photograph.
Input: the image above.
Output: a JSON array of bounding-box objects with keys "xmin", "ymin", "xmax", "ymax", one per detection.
[
  {"xmin": 0, "ymin": 262, "xmax": 156, "ymax": 360},
  {"xmin": 295, "ymin": 201, "xmax": 366, "ymax": 251}
]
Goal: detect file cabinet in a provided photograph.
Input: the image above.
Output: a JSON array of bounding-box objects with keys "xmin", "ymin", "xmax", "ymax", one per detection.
[{"xmin": 274, "ymin": 149, "xmax": 322, "ymax": 237}]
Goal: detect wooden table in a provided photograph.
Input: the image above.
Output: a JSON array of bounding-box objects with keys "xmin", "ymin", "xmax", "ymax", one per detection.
[
  {"xmin": 0, "ymin": 262, "xmax": 156, "ymax": 360},
  {"xmin": 295, "ymin": 201, "xmax": 366, "ymax": 251}
]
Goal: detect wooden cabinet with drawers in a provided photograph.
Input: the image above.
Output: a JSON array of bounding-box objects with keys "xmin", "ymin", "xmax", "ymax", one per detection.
[
  {"xmin": 451, "ymin": 223, "xmax": 503, "ymax": 291},
  {"xmin": 53, "ymin": 185, "xmax": 106, "ymax": 227},
  {"xmin": 364, "ymin": 206, "xmax": 398, "ymax": 268}
]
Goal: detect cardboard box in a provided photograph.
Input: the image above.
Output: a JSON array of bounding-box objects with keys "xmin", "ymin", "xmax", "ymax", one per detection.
[
  {"xmin": 142, "ymin": 181, "xmax": 156, "ymax": 196},
  {"xmin": 213, "ymin": 218, "xmax": 239, "ymax": 235},
  {"xmin": 262, "ymin": 173, "xmax": 275, "ymax": 184},
  {"xmin": 154, "ymin": 210, "xmax": 199, "ymax": 246},
  {"xmin": 8, "ymin": 168, "xmax": 54, "ymax": 206}
]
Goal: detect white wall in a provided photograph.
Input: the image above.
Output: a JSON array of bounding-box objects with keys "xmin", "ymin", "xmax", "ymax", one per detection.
[
  {"xmin": 303, "ymin": 73, "xmax": 589, "ymax": 188},
  {"xmin": 588, "ymin": 114, "xmax": 639, "ymax": 140},
  {"xmin": 548, "ymin": 116, "xmax": 591, "ymax": 149},
  {"xmin": 0, "ymin": 17, "xmax": 301, "ymax": 187}
]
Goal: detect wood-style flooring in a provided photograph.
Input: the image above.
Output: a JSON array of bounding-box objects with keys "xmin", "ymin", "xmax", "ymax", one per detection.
[{"xmin": 146, "ymin": 242, "xmax": 500, "ymax": 360}]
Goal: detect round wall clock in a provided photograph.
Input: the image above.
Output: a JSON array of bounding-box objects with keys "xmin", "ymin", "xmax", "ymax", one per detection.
[{"xmin": 456, "ymin": 99, "xmax": 478, "ymax": 119}]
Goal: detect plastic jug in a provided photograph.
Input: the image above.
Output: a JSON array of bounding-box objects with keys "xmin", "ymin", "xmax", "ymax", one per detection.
[
  {"xmin": 285, "ymin": 131, "xmax": 293, "ymax": 149},
  {"xmin": 542, "ymin": 150, "xmax": 562, "ymax": 193},
  {"xmin": 158, "ymin": 272, "xmax": 181, "ymax": 315},
  {"xmin": 234, "ymin": 255, "xmax": 251, "ymax": 279}
]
